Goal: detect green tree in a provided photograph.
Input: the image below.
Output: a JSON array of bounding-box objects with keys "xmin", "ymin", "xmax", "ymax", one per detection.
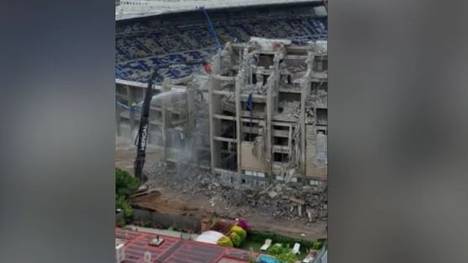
[
  {"xmin": 115, "ymin": 168, "xmax": 140, "ymax": 222},
  {"xmin": 115, "ymin": 168, "xmax": 140, "ymax": 198},
  {"xmin": 116, "ymin": 195, "xmax": 133, "ymax": 219}
]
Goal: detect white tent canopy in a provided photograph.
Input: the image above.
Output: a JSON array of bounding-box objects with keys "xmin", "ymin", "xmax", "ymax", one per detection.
[{"xmin": 195, "ymin": 230, "xmax": 225, "ymax": 244}]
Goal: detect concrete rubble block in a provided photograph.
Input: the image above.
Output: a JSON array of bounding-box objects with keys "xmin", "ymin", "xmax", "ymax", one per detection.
[
  {"xmin": 268, "ymin": 191, "xmax": 278, "ymax": 199},
  {"xmin": 288, "ymin": 197, "xmax": 306, "ymax": 205}
]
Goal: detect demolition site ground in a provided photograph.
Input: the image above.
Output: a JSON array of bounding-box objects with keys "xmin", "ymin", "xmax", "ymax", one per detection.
[{"xmin": 116, "ymin": 139, "xmax": 327, "ymax": 240}]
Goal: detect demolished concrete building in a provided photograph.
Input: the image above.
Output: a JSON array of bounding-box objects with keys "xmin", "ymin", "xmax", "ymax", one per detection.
[
  {"xmin": 208, "ymin": 38, "xmax": 327, "ymax": 186},
  {"xmin": 116, "ymin": 38, "xmax": 327, "ymax": 187},
  {"xmin": 116, "ymin": 75, "xmax": 211, "ymax": 169}
]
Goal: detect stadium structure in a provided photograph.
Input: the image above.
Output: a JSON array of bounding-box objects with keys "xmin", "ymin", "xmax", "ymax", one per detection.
[
  {"xmin": 115, "ymin": 0, "xmax": 328, "ymax": 186},
  {"xmin": 116, "ymin": 0, "xmax": 326, "ymax": 20}
]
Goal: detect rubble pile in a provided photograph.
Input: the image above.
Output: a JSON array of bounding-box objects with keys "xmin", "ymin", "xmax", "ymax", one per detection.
[
  {"xmin": 211, "ymin": 180, "xmax": 327, "ymax": 224},
  {"xmin": 245, "ymin": 182, "xmax": 327, "ymax": 224},
  {"xmin": 145, "ymin": 163, "xmax": 327, "ymax": 224},
  {"xmin": 288, "ymin": 63, "xmax": 307, "ymax": 74},
  {"xmin": 278, "ymin": 101, "xmax": 301, "ymax": 119},
  {"xmin": 308, "ymin": 91, "xmax": 327, "ymax": 108},
  {"xmin": 241, "ymin": 83, "xmax": 268, "ymax": 95}
]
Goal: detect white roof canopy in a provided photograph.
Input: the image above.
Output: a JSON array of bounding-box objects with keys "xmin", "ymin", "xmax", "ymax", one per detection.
[{"xmin": 194, "ymin": 230, "xmax": 225, "ymax": 244}]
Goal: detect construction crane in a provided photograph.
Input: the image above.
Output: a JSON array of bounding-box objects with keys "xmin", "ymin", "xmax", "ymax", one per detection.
[
  {"xmin": 199, "ymin": 6, "xmax": 222, "ymax": 50},
  {"xmin": 134, "ymin": 71, "xmax": 158, "ymax": 183}
]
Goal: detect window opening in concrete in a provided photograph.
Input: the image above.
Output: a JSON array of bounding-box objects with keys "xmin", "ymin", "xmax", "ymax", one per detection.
[
  {"xmin": 273, "ymin": 152, "xmax": 289, "ymax": 163},
  {"xmin": 274, "ymin": 125, "xmax": 289, "ymax": 131},
  {"xmin": 274, "ymin": 137, "xmax": 288, "ymax": 146},
  {"xmin": 258, "ymin": 54, "xmax": 274, "ymax": 67},
  {"xmin": 220, "ymin": 119, "xmax": 236, "ymax": 138},
  {"xmin": 317, "ymin": 108, "xmax": 327, "ymax": 125}
]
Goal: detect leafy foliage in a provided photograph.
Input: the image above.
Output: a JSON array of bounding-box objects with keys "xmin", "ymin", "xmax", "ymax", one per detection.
[
  {"xmin": 115, "ymin": 168, "xmax": 140, "ymax": 222},
  {"xmin": 116, "ymin": 168, "xmax": 140, "ymax": 198},
  {"xmin": 230, "ymin": 232, "xmax": 242, "ymax": 247},
  {"xmin": 116, "ymin": 195, "xmax": 133, "ymax": 219},
  {"xmin": 217, "ymin": 235, "xmax": 234, "ymax": 247},
  {"xmin": 248, "ymin": 230, "xmax": 316, "ymax": 250},
  {"xmin": 267, "ymin": 244, "xmax": 297, "ymax": 263},
  {"xmin": 267, "ymin": 244, "xmax": 283, "ymax": 255},
  {"xmin": 312, "ymin": 239, "xmax": 326, "ymax": 250},
  {"xmin": 231, "ymin": 225, "xmax": 247, "ymax": 241}
]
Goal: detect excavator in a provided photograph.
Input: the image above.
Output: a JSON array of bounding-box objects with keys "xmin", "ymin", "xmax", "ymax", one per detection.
[
  {"xmin": 133, "ymin": 61, "xmax": 207, "ymax": 185},
  {"xmin": 133, "ymin": 71, "xmax": 158, "ymax": 184}
]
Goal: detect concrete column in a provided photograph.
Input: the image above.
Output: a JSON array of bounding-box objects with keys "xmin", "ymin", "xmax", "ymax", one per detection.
[
  {"xmin": 209, "ymin": 51, "xmax": 223, "ymax": 172},
  {"xmin": 300, "ymin": 80, "xmax": 308, "ymax": 176},
  {"xmin": 235, "ymin": 71, "xmax": 243, "ymax": 175},
  {"xmin": 265, "ymin": 81, "xmax": 273, "ymax": 178},
  {"xmin": 300, "ymin": 52, "xmax": 315, "ymax": 176},
  {"xmin": 208, "ymin": 77, "xmax": 216, "ymax": 171},
  {"xmin": 186, "ymin": 83, "xmax": 196, "ymax": 164}
]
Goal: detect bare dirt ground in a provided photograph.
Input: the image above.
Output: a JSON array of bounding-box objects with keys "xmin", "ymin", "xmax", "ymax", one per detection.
[
  {"xmin": 116, "ymin": 139, "xmax": 326, "ymax": 240},
  {"xmin": 131, "ymin": 191, "xmax": 200, "ymax": 216}
]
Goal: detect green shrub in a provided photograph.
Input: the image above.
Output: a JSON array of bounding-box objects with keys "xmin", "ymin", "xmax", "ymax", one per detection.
[
  {"xmin": 116, "ymin": 195, "xmax": 133, "ymax": 220},
  {"xmin": 275, "ymin": 251, "xmax": 297, "ymax": 263},
  {"xmin": 217, "ymin": 236, "xmax": 234, "ymax": 247},
  {"xmin": 312, "ymin": 239, "xmax": 325, "ymax": 250},
  {"xmin": 267, "ymin": 243, "xmax": 297, "ymax": 263},
  {"xmin": 267, "ymin": 243, "xmax": 285, "ymax": 255},
  {"xmin": 248, "ymin": 230, "xmax": 315, "ymax": 251},
  {"xmin": 230, "ymin": 232, "xmax": 242, "ymax": 247},
  {"xmin": 231, "ymin": 225, "xmax": 247, "ymax": 240}
]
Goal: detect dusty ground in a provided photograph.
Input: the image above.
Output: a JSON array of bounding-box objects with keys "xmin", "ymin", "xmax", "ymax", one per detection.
[
  {"xmin": 158, "ymin": 188, "xmax": 326, "ymax": 239},
  {"xmin": 116, "ymin": 138, "xmax": 327, "ymax": 240},
  {"xmin": 131, "ymin": 191, "xmax": 199, "ymax": 216}
]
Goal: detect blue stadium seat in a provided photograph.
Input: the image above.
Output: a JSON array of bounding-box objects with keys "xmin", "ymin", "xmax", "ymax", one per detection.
[{"xmin": 116, "ymin": 6, "xmax": 327, "ymax": 83}]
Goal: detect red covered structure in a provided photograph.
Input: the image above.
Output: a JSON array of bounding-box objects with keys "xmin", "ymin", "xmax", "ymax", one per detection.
[{"xmin": 115, "ymin": 228, "xmax": 251, "ymax": 263}]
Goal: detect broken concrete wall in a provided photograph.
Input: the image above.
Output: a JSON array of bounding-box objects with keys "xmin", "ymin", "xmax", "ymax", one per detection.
[{"xmin": 240, "ymin": 142, "xmax": 267, "ymax": 172}]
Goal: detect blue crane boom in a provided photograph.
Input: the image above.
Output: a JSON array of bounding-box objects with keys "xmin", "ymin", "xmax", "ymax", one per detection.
[{"xmin": 199, "ymin": 6, "xmax": 222, "ymax": 50}]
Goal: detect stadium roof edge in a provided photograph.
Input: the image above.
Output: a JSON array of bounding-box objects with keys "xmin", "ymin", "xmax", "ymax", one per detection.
[{"xmin": 116, "ymin": 0, "xmax": 325, "ymax": 21}]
